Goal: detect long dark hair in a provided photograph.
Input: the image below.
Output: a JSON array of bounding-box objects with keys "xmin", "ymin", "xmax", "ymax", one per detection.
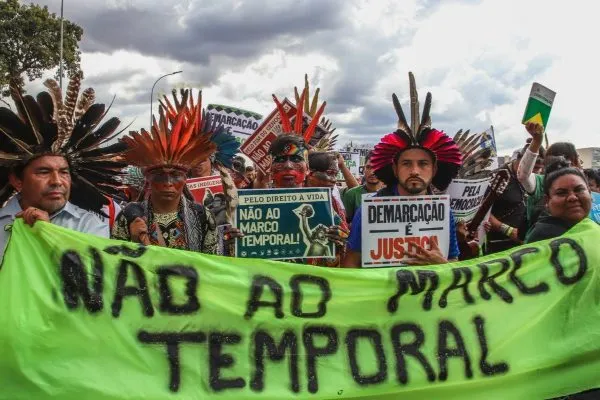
[{"xmin": 546, "ymin": 142, "xmax": 579, "ymax": 167}]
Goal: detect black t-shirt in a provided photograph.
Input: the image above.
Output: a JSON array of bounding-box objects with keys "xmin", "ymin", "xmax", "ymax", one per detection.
[{"xmin": 489, "ymin": 168, "xmax": 526, "ymax": 240}]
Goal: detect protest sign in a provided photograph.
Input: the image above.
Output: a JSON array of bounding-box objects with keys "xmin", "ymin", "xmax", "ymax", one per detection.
[
  {"xmin": 337, "ymin": 151, "xmax": 360, "ymax": 181},
  {"xmin": 361, "ymin": 195, "xmax": 450, "ymax": 267},
  {"xmin": 240, "ymin": 98, "xmax": 332, "ymax": 174},
  {"xmin": 2, "ymin": 219, "xmax": 600, "ymax": 399},
  {"xmin": 206, "ymin": 104, "xmax": 262, "ymax": 146},
  {"xmin": 447, "ymin": 177, "xmax": 491, "ymax": 223},
  {"xmin": 186, "ymin": 175, "xmax": 224, "ymax": 205},
  {"xmin": 235, "ymin": 188, "xmax": 334, "ymax": 260},
  {"xmin": 522, "ymin": 83, "xmax": 556, "ymax": 129}
]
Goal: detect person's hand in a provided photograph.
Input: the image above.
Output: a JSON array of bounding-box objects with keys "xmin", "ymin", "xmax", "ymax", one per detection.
[
  {"xmin": 509, "ymin": 228, "xmax": 521, "ymax": 243},
  {"xmin": 223, "ymin": 226, "xmax": 244, "ymax": 242},
  {"xmin": 483, "ymin": 221, "xmax": 492, "ymax": 233},
  {"xmin": 16, "ymin": 207, "xmax": 50, "ymax": 227},
  {"xmin": 326, "ymin": 225, "xmax": 349, "ymax": 246},
  {"xmin": 253, "ymin": 162, "xmax": 272, "ymax": 189},
  {"xmin": 525, "ymin": 122, "xmax": 544, "ymax": 146},
  {"xmin": 404, "ymin": 239, "xmax": 448, "ymax": 265},
  {"xmin": 336, "ymin": 153, "xmax": 346, "ymax": 170},
  {"xmin": 456, "ymin": 221, "xmax": 469, "ymax": 241},
  {"xmin": 129, "ymin": 217, "xmax": 150, "ymax": 245}
]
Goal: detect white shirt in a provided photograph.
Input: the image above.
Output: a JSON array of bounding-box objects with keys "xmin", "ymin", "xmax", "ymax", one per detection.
[{"xmin": 0, "ymin": 195, "xmax": 109, "ymax": 259}]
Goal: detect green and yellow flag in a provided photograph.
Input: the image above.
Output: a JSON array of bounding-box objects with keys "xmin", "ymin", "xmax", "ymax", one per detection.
[{"xmin": 0, "ymin": 219, "xmax": 599, "ymax": 399}]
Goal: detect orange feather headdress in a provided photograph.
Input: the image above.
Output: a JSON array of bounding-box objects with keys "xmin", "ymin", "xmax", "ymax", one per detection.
[{"xmin": 121, "ymin": 89, "xmax": 217, "ymax": 173}]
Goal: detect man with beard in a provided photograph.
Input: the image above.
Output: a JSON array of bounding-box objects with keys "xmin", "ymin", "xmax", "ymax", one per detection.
[
  {"xmin": 343, "ymin": 73, "xmax": 462, "ymax": 267},
  {"xmin": 112, "ymin": 89, "xmax": 235, "ymax": 253},
  {"xmin": 0, "ymin": 75, "xmax": 128, "ymax": 258},
  {"xmin": 342, "ymin": 151, "xmax": 383, "ymax": 224}
]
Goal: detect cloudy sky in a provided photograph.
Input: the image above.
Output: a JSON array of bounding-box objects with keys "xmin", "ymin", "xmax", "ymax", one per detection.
[{"xmin": 26, "ymin": 0, "xmax": 596, "ymax": 155}]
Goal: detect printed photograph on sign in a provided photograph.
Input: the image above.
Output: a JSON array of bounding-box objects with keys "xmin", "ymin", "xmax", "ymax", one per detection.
[
  {"xmin": 186, "ymin": 176, "xmax": 224, "ymax": 205},
  {"xmin": 235, "ymin": 188, "xmax": 334, "ymax": 260},
  {"xmin": 361, "ymin": 195, "xmax": 450, "ymax": 267}
]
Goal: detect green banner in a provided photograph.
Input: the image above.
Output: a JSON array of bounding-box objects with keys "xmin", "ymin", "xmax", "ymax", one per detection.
[{"xmin": 1, "ymin": 219, "xmax": 600, "ymax": 399}]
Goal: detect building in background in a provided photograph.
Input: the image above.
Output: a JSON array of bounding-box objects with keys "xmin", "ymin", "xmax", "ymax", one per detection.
[{"xmin": 577, "ymin": 147, "xmax": 600, "ymax": 168}]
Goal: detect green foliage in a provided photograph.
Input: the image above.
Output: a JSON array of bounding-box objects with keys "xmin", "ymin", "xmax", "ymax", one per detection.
[{"xmin": 0, "ymin": 0, "xmax": 83, "ymax": 97}]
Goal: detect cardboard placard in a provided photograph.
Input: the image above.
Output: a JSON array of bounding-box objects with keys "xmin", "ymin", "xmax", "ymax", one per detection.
[
  {"xmin": 361, "ymin": 195, "xmax": 450, "ymax": 267},
  {"xmin": 235, "ymin": 188, "xmax": 334, "ymax": 260},
  {"xmin": 186, "ymin": 175, "xmax": 223, "ymax": 205},
  {"xmin": 206, "ymin": 104, "xmax": 262, "ymax": 146},
  {"xmin": 447, "ymin": 177, "xmax": 491, "ymax": 223}
]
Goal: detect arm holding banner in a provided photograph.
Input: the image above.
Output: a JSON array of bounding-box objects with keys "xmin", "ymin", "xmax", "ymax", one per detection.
[{"xmin": 337, "ymin": 153, "xmax": 359, "ymax": 189}]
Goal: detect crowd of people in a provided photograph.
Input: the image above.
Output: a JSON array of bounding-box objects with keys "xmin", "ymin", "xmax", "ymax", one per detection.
[
  {"xmin": 0, "ymin": 70, "xmax": 598, "ymax": 399},
  {"xmin": 0, "ymin": 71, "xmax": 597, "ymax": 270}
]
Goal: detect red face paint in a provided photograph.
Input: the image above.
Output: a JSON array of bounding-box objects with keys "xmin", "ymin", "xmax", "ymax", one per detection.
[{"xmin": 271, "ymin": 145, "xmax": 308, "ymax": 188}]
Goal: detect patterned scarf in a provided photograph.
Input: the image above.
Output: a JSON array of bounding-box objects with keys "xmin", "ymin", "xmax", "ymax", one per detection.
[{"xmin": 142, "ymin": 195, "xmax": 205, "ymax": 251}]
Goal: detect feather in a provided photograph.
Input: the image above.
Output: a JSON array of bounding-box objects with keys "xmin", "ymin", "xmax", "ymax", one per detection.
[
  {"xmin": 303, "ymin": 74, "xmax": 310, "ymax": 113},
  {"xmin": 409, "ymin": 72, "xmax": 419, "ymax": 138},
  {"xmin": 272, "ymin": 95, "xmax": 292, "ymax": 133},
  {"xmin": 0, "ymin": 126, "xmax": 33, "ymax": 155},
  {"xmin": 419, "ymin": 92, "xmax": 432, "ymax": 137},
  {"xmin": 294, "ymin": 88, "xmax": 307, "ymax": 134},
  {"xmin": 73, "ymin": 88, "xmax": 95, "ymax": 122},
  {"xmin": 392, "ymin": 93, "xmax": 411, "ymax": 136},
  {"xmin": 43, "ymin": 79, "xmax": 63, "ymax": 122},
  {"xmin": 303, "ymin": 101, "xmax": 326, "ymax": 143},
  {"xmin": 17, "ymin": 94, "xmax": 44, "ymax": 146}
]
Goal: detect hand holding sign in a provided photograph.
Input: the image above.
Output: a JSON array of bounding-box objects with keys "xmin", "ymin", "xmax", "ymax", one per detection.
[
  {"xmin": 525, "ymin": 122, "xmax": 544, "ymax": 151},
  {"xmin": 325, "ymin": 225, "xmax": 349, "ymax": 247},
  {"xmin": 404, "ymin": 239, "xmax": 449, "ymax": 265}
]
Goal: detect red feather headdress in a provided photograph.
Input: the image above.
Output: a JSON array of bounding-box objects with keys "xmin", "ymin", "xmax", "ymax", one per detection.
[
  {"xmin": 121, "ymin": 89, "xmax": 216, "ymax": 173},
  {"xmin": 272, "ymin": 86, "xmax": 327, "ymax": 146},
  {"xmin": 371, "ymin": 72, "xmax": 462, "ymax": 191}
]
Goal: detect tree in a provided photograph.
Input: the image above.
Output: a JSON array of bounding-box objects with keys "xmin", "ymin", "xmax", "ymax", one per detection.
[{"xmin": 0, "ymin": 0, "xmax": 83, "ymax": 101}]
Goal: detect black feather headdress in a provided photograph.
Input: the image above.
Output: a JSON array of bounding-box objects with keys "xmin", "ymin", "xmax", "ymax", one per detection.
[{"xmin": 0, "ymin": 75, "xmax": 128, "ymax": 212}]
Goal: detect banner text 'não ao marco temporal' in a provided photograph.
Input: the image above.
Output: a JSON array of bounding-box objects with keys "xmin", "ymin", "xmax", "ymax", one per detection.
[{"xmin": 1, "ymin": 220, "xmax": 600, "ymax": 399}]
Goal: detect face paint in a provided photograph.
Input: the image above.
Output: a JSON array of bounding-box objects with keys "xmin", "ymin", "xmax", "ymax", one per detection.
[
  {"xmin": 271, "ymin": 143, "xmax": 308, "ymax": 188},
  {"xmin": 146, "ymin": 168, "xmax": 187, "ymax": 201}
]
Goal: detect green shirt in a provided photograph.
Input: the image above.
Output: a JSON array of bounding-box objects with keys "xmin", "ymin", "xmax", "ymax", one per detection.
[{"xmin": 342, "ymin": 185, "xmax": 369, "ymax": 223}]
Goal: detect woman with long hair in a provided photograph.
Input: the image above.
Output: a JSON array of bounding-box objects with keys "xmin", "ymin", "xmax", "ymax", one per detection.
[{"xmin": 526, "ymin": 159, "xmax": 592, "ymax": 243}]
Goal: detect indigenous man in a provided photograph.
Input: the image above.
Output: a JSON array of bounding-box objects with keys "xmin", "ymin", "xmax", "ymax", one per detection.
[
  {"xmin": 343, "ymin": 72, "xmax": 462, "ymax": 267},
  {"xmin": 230, "ymin": 88, "xmax": 348, "ymax": 266},
  {"xmin": 112, "ymin": 89, "xmax": 235, "ymax": 254},
  {"xmin": 0, "ymin": 75, "xmax": 128, "ymax": 258}
]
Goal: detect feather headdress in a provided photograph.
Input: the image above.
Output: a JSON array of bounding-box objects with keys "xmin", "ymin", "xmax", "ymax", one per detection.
[
  {"xmin": 453, "ymin": 128, "xmax": 495, "ymax": 178},
  {"xmin": 121, "ymin": 89, "xmax": 240, "ymax": 221},
  {"xmin": 293, "ymin": 74, "xmax": 338, "ymax": 151},
  {"xmin": 0, "ymin": 74, "xmax": 128, "ymax": 212},
  {"xmin": 121, "ymin": 89, "xmax": 237, "ymax": 172},
  {"xmin": 370, "ymin": 72, "xmax": 462, "ymax": 191}
]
